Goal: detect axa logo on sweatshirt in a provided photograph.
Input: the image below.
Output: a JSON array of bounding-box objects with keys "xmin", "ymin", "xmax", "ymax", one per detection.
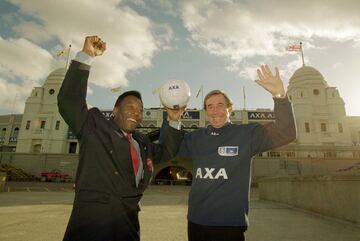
[{"xmin": 195, "ymin": 167, "xmax": 228, "ymax": 179}]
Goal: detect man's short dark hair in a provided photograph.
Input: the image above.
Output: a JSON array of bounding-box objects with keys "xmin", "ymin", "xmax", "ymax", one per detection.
[
  {"xmin": 203, "ymin": 90, "xmax": 233, "ymax": 110},
  {"xmin": 114, "ymin": 90, "xmax": 143, "ymax": 107}
]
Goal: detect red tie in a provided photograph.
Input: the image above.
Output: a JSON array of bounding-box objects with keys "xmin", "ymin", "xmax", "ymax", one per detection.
[{"xmin": 127, "ymin": 134, "xmax": 140, "ymax": 176}]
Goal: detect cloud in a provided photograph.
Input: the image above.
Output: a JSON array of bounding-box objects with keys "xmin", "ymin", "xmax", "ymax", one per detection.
[
  {"xmin": 0, "ymin": 0, "xmax": 165, "ymax": 113},
  {"xmin": 7, "ymin": 0, "xmax": 160, "ymax": 88},
  {"xmin": 283, "ymin": 57, "xmax": 310, "ymax": 81},
  {"xmin": 239, "ymin": 66, "xmax": 259, "ymax": 82},
  {"xmin": 0, "ymin": 36, "xmax": 57, "ymax": 113},
  {"xmin": 179, "ymin": 0, "xmax": 360, "ymax": 67},
  {"xmin": 12, "ymin": 21, "xmax": 53, "ymax": 44},
  {"xmin": 0, "ymin": 37, "xmax": 55, "ymax": 82},
  {"xmin": 155, "ymin": 0, "xmax": 179, "ymax": 17},
  {"xmin": 0, "ymin": 76, "xmax": 31, "ymax": 113},
  {"xmin": 125, "ymin": 0, "xmax": 179, "ymax": 17}
]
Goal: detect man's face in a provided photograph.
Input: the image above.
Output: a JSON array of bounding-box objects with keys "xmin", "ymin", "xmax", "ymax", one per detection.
[
  {"xmin": 113, "ymin": 96, "xmax": 143, "ymax": 133},
  {"xmin": 205, "ymin": 94, "xmax": 231, "ymax": 129}
]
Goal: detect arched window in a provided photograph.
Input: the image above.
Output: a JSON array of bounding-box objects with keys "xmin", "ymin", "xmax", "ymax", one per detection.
[
  {"xmin": 55, "ymin": 120, "xmax": 60, "ymax": 130},
  {"xmin": 12, "ymin": 127, "xmax": 19, "ymax": 137}
]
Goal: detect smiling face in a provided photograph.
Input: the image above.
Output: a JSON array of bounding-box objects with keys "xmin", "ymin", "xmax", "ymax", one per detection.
[
  {"xmin": 205, "ymin": 93, "xmax": 232, "ymax": 129},
  {"xmin": 113, "ymin": 95, "xmax": 143, "ymax": 133}
]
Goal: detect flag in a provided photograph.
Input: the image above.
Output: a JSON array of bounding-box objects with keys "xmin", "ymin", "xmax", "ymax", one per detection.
[
  {"xmin": 196, "ymin": 86, "xmax": 203, "ymax": 98},
  {"xmin": 111, "ymin": 86, "xmax": 121, "ymax": 93},
  {"xmin": 57, "ymin": 47, "xmax": 70, "ymax": 57},
  {"xmin": 286, "ymin": 44, "xmax": 302, "ymax": 52},
  {"xmin": 152, "ymin": 87, "xmax": 160, "ymax": 95}
]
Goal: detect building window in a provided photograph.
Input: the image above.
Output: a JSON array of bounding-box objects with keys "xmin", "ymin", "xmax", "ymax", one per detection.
[
  {"xmin": 40, "ymin": 121, "xmax": 46, "ymax": 129},
  {"xmin": 305, "ymin": 122, "xmax": 310, "ymax": 133},
  {"xmin": 9, "ymin": 128, "xmax": 18, "ymax": 142},
  {"xmin": 33, "ymin": 144, "xmax": 42, "ymax": 153},
  {"xmin": 286, "ymin": 151, "xmax": 296, "ymax": 158},
  {"xmin": 338, "ymin": 123, "xmax": 343, "ymax": 133},
  {"xmin": 69, "ymin": 142, "xmax": 77, "ymax": 153},
  {"xmin": 320, "ymin": 123, "xmax": 327, "ymax": 132},
  {"xmin": 11, "ymin": 127, "xmax": 19, "ymax": 138},
  {"xmin": 55, "ymin": 120, "xmax": 60, "ymax": 130},
  {"xmin": 25, "ymin": 121, "xmax": 31, "ymax": 130},
  {"xmin": 268, "ymin": 151, "xmax": 280, "ymax": 158},
  {"xmin": 49, "ymin": 89, "xmax": 55, "ymax": 95},
  {"xmin": 300, "ymin": 91, "xmax": 303, "ymax": 97},
  {"xmin": 313, "ymin": 89, "xmax": 319, "ymax": 95}
]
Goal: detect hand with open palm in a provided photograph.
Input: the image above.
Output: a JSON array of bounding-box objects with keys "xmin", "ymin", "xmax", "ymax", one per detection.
[{"xmin": 255, "ymin": 65, "xmax": 286, "ymax": 98}]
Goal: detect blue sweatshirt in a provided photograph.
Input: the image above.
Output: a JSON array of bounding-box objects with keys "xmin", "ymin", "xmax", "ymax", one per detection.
[{"xmin": 172, "ymin": 98, "xmax": 296, "ymax": 227}]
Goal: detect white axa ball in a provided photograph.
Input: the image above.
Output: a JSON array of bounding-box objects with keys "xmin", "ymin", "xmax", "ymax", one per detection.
[{"xmin": 159, "ymin": 80, "xmax": 191, "ymax": 109}]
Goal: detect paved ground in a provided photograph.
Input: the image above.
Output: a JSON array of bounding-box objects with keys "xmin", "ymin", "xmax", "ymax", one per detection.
[{"xmin": 0, "ymin": 184, "xmax": 359, "ymax": 241}]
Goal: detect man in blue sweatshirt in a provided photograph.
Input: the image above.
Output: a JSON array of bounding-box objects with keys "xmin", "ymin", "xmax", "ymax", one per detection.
[{"xmin": 163, "ymin": 65, "xmax": 296, "ymax": 241}]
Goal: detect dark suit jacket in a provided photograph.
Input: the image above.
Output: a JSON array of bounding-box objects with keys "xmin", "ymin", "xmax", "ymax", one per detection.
[{"xmin": 58, "ymin": 61, "xmax": 155, "ymax": 241}]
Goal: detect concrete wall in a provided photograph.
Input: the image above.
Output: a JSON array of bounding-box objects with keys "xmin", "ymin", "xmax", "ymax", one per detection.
[
  {"xmin": 258, "ymin": 175, "xmax": 360, "ymax": 225},
  {"xmin": 0, "ymin": 152, "xmax": 78, "ymax": 178},
  {"xmin": 2, "ymin": 150, "xmax": 359, "ymax": 180}
]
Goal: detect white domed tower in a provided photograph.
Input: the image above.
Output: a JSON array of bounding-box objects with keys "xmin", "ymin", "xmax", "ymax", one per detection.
[
  {"xmin": 16, "ymin": 68, "xmax": 72, "ymax": 153},
  {"xmin": 287, "ymin": 66, "xmax": 352, "ymax": 146}
]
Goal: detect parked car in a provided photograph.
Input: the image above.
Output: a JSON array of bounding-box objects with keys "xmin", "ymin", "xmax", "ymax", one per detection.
[{"xmin": 40, "ymin": 169, "xmax": 72, "ymax": 182}]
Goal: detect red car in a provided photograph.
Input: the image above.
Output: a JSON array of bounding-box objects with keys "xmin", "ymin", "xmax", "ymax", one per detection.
[{"xmin": 40, "ymin": 169, "xmax": 72, "ymax": 182}]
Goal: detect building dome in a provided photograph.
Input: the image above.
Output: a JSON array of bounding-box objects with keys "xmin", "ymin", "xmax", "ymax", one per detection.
[
  {"xmin": 289, "ymin": 66, "xmax": 328, "ymax": 87},
  {"xmin": 43, "ymin": 68, "xmax": 67, "ymax": 85}
]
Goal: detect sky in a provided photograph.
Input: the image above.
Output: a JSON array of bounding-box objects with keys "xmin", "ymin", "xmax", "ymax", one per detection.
[{"xmin": 0, "ymin": 0, "xmax": 360, "ymax": 116}]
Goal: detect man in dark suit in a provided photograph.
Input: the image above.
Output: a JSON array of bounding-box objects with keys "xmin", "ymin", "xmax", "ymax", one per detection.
[{"xmin": 58, "ymin": 36, "xmax": 160, "ymax": 241}]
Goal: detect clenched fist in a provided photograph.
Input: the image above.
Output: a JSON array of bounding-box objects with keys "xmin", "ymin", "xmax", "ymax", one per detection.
[
  {"xmin": 165, "ymin": 106, "xmax": 186, "ymax": 121},
  {"xmin": 82, "ymin": 35, "xmax": 107, "ymax": 57}
]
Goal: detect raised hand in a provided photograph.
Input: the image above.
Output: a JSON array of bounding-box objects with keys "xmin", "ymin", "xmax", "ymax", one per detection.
[
  {"xmin": 255, "ymin": 65, "xmax": 286, "ymax": 97},
  {"xmin": 82, "ymin": 35, "xmax": 107, "ymax": 57},
  {"xmin": 165, "ymin": 106, "xmax": 186, "ymax": 121}
]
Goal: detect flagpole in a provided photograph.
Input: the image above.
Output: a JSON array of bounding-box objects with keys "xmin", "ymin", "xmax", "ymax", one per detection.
[
  {"xmin": 65, "ymin": 44, "xmax": 72, "ymax": 69},
  {"xmin": 195, "ymin": 85, "xmax": 204, "ymax": 109},
  {"xmin": 300, "ymin": 42, "xmax": 305, "ymax": 66},
  {"xmin": 243, "ymin": 86, "xmax": 246, "ymax": 110},
  {"xmin": 201, "ymin": 86, "xmax": 204, "ymax": 109}
]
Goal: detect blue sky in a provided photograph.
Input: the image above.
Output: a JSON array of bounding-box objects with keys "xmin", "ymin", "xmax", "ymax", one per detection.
[{"xmin": 1, "ymin": 0, "xmax": 360, "ymax": 116}]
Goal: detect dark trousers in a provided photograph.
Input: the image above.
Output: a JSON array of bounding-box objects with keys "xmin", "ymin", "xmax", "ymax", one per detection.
[
  {"xmin": 63, "ymin": 191, "xmax": 140, "ymax": 241},
  {"xmin": 188, "ymin": 221, "xmax": 246, "ymax": 241}
]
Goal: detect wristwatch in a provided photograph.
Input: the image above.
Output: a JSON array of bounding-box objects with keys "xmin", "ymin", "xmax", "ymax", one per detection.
[{"xmin": 273, "ymin": 93, "xmax": 286, "ymax": 99}]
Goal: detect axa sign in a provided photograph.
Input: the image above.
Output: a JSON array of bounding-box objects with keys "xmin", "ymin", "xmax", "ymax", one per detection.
[{"xmin": 247, "ymin": 111, "xmax": 275, "ymax": 120}]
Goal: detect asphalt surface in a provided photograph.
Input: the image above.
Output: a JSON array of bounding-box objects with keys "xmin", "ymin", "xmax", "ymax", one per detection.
[{"xmin": 0, "ymin": 183, "xmax": 359, "ymax": 241}]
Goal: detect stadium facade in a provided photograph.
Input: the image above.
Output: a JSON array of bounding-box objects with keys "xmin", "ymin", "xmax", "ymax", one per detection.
[{"xmin": 1, "ymin": 66, "xmax": 360, "ymax": 179}]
